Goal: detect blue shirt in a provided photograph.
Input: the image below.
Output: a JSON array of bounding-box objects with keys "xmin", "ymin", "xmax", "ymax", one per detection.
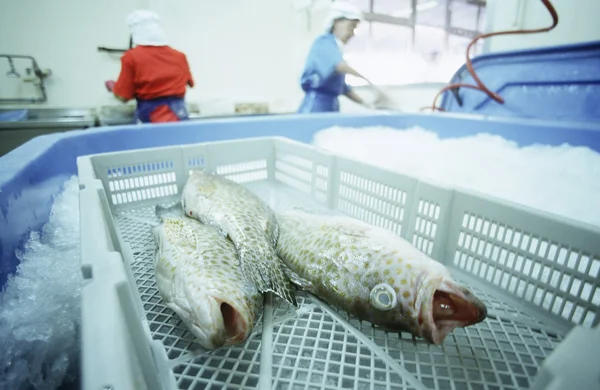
[{"xmin": 299, "ymin": 33, "xmax": 351, "ymax": 98}]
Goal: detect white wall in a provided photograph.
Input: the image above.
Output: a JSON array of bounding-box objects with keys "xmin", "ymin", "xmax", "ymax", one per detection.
[
  {"xmin": 0, "ymin": 0, "xmax": 315, "ymax": 113},
  {"xmin": 484, "ymin": 0, "xmax": 600, "ymax": 53},
  {"xmin": 0, "ymin": 0, "xmax": 141, "ymax": 108},
  {"xmin": 147, "ymin": 0, "xmax": 308, "ymax": 113},
  {"xmin": 1, "ymin": 0, "xmax": 598, "ymax": 114}
]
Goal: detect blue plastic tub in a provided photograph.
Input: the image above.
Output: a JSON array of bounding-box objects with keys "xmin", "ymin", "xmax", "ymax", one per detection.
[
  {"xmin": 440, "ymin": 40, "xmax": 600, "ymax": 123},
  {"xmin": 1, "ymin": 111, "xmax": 600, "ymax": 290}
]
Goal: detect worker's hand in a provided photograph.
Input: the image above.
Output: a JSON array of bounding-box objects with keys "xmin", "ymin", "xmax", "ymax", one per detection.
[
  {"xmin": 371, "ymin": 88, "xmax": 394, "ymax": 109},
  {"xmin": 105, "ymin": 80, "xmax": 116, "ymax": 92},
  {"xmin": 362, "ymin": 95, "xmax": 384, "ymax": 110},
  {"xmin": 362, "ymin": 101, "xmax": 376, "ymax": 110},
  {"xmin": 372, "ymin": 89, "xmax": 386, "ymax": 104}
]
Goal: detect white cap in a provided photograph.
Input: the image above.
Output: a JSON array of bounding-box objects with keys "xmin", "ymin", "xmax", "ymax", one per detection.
[
  {"xmin": 127, "ymin": 9, "xmax": 168, "ymax": 46},
  {"xmin": 324, "ymin": 1, "xmax": 364, "ymax": 33}
]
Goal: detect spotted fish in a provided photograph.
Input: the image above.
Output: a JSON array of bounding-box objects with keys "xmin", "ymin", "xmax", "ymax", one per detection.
[
  {"xmin": 152, "ymin": 205, "xmax": 263, "ymax": 349},
  {"xmin": 181, "ymin": 169, "xmax": 298, "ymax": 307},
  {"xmin": 275, "ymin": 210, "xmax": 487, "ymax": 345}
]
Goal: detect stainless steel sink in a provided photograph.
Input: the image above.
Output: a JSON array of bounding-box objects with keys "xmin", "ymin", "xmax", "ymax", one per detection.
[
  {"xmin": 97, "ymin": 104, "xmax": 202, "ymax": 126},
  {"xmin": 0, "ymin": 108, "xmax": 98, "ymax": 157},
  {"xmin": 0, "ymin": 108, "xmax": 97, "ymax": 129},
  {"xmin": 97, "ymin": 105, "xmax": 135, "ymax": 126}
]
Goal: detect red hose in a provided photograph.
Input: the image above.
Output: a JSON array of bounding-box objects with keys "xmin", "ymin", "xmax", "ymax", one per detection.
[{"xmin": 421, "ymin": 0, "xmax": 559, "ymax": 112}]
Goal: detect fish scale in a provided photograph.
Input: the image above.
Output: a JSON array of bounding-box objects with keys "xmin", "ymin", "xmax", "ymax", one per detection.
[
  {"xmin": 152, "ymin": 218, "xmax": 196, "ymax": 304},
  {"xmin": 152, "ymin": 208, "xmax": 263, "ymax": 349},
  {"xmin": 181, "ymin": 170, "xmax": 298, "ymax": 307},
  {"xmin": 275, "ymin": 209, "xmax": 487, "ymax": 345}
]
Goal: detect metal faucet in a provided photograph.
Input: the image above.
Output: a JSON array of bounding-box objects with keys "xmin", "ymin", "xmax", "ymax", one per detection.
[
  {"xmin": 6, "ymin": 57, "xmax": 20, "ymax": 78},
  {"xmin": 1, "ymin": 54, "xmax": 50, "ymax": 103}
]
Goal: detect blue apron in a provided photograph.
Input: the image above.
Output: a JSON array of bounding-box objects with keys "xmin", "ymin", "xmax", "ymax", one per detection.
[
  {"xmin": 134, "ymin": 96, "xmax": 189, "ymax": 123},
  {"xmin": 298, "ymin": 91, "xmax": 340, "ymax": 113},
  {"xmin": 297, "ymin": 33, "xmax": 350, "ymax": 114}
]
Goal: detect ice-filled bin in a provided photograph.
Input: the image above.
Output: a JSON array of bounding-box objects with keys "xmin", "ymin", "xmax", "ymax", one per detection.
[
  {"xmin": 2, "ymin": 112, "xmax": 600, "ymax": 290},
  {"xmin": 1, "ymin": 109, "xmax": 599, "ymax": 390},
  {"xmin": 75, "ymin": 133, "xmax": 600, "ymax": 390}
]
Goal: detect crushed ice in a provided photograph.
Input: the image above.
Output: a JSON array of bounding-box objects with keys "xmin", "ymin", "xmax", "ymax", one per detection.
[
  {"xmin": 0, "ymin": 175, "xmax": 82, "ymax": 390},
  {"xmin": 313, "ymin": 126, "xmax": 600, "ymax": 227}
]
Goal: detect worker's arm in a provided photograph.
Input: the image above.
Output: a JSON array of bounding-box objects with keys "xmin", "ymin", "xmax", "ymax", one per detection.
[
  {"xmin": 344, "ymin": 89, "xmax": 369, "ymax": 106},
  {"xmin": 341, "ymin": 80, "xmax": 376, "ymax": 108},
  {"xmin": 113, "ymin": 93, "xmax": 129, "ymax": 103},
  {"xmin": 338, "ymin": 61, "xmax": 391, "ymax": 108},
  {"xmin": 110, "ymin": 52, "xmax": 136, "ymax": 103},
  {"xmin": 335, "ymin": 61, "xmax": 376, "ymax": 86},
  {"xmin": 105, "ymin": 81, "xmax": 130, "ymax": 102},
  {"xmin": 305, "ymin": 36, "xmax": 381, "ymax": 106},
  {"xmin": 183, "ymin": 54, "xmax": 195, "ymax": 88},
  {"xmin": 303, "ymin": 37, "xmax": 351, "ymax": 89}
]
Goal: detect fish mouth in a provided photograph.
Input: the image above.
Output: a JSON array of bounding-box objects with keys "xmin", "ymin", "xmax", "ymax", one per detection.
[
  {"xmin": 213, "ymin": 298, "xmax": 251, "ymax": 346},
  {"xmin": 185, "ymin": 296, "xmax": 251, "ymax": 350},
  {"xmin": 420, "ymin": 283, "xmax": 487, "ymax": 345}
]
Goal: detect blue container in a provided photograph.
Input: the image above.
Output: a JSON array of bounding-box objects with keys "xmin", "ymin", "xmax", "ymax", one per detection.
[
  {"xmin": 1, "ymin": 112, "xmax": 600, "ymax": 290},
  {"xmin": 0, "ymin": 109, "xmax": 28, "ymax": 122},
  {"xmin": 440, "ymin": 40, "xmax": 600, "ymax": 123}
]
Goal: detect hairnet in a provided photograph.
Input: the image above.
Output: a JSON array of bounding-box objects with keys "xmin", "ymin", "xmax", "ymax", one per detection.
[
  {"xmin": 127, "ymin": 9, "xmax": 168, "ymax": 46},
  {"xmin": 324, "ymin": 1, "xmax": 364, "ymax": 33}
]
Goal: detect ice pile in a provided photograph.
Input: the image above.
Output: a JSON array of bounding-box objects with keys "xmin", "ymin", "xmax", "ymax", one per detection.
[
  {"xmin": 0, "ymin": 175, "xmax": 83, "ymax": 390},
  {"xmin": 313, "ymin": 126, "xmax": 600, "ymax": 227}
]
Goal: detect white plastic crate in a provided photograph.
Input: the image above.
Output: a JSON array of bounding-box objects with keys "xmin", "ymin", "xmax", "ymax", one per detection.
[{"xmin": 76, "ymin": 136, "xmax": 600, "ymax": 390}]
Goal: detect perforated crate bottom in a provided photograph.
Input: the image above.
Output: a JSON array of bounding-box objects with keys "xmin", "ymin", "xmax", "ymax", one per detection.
[{"xmin": 114, "ymin": 180, "xmax": 564, "ymax": 390}]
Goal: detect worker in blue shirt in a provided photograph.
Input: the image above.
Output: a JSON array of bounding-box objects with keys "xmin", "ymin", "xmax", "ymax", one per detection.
[{"xmin": 297, "ymin": 1, "xmax": 386, "ymax": 113}]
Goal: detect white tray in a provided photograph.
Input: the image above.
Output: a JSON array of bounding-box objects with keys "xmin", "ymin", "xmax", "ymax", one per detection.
[{"xmin": 77, "ymin": 136, "xmax": 600, "ymax": 390}]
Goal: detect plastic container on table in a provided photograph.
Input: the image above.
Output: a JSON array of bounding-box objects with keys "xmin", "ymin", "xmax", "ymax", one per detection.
[{"xmin": 75, "ymin": 134, "xmax": 600, "ymax": 390}]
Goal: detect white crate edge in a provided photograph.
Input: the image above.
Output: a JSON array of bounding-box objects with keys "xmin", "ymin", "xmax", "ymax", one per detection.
[{"xmin": 76, "ymin": 135, "xmax": 600, "ymax": 390}]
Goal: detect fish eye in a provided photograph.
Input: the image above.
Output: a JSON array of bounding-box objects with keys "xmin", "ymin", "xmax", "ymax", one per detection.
[{"xmin": 369, "ymin": 284, "xmax": 398, "ymax": 311}]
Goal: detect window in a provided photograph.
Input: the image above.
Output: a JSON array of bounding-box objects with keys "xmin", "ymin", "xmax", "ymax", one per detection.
[{"xmin": 338, "ymin": 0, "xmax": 487, "ymax": 86}]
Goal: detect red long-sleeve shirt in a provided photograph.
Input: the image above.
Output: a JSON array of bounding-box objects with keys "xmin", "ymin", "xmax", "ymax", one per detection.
[{"xmin": 113, "ymin": 45, "xmax": 194, "ymax": 101}]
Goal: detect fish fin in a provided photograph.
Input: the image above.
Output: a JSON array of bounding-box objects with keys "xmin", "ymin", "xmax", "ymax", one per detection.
[
  {"xmin": 188, "ymin": 167, "xmax": 211, "ymax": 176},
  {"xmin": 289, "ymin": 206, "xmax": 337, "ymax": 217},
  {"xmin": 152, "ymin": 243, "xmax": 161, "ymax": 267},
  {"xmin": 155, "ymin": 203, "xmax": 184, "ymax": 221},
  {"xmin": 333, "ymin": 217, "xmax": 373, "ymax": 238},
  {"xmin": 268, "ymin": 262, "xmax": 299, "ymax": 308},
  {"xmin": 239, "ymin": 251, "xmax": 298, "ymax": 308},
  {"xmin": 286, "ymin": 210, "xmax": 370, "ymax": 239},
  {"xmin": 336, "ymin": 226, "xmax": 368, "ymax": 239},
  {"xmin": 266, "ymin": 212, "xmax": 279, "ymax": 246},
  {"xmin": 151, "ymin": 225, "xmax": 162, "ymax": 248},
  {"xmin": 290, "ymin": 206, "xmax": 316, "ymax": 214},
  {"xmin": 281, "ymin": 264, "xmax": 314, "ymax": 292}
]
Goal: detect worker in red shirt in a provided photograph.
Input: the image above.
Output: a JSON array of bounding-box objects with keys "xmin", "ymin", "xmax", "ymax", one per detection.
[{"xmin": 105, "ymin": 10, "xmax": 194, "ymax": 124}]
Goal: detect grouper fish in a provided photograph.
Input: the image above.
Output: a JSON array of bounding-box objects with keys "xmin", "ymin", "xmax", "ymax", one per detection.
[
  {"xmin": 180, "ymin": 169, "xmax": 298, "ymax": 307},
  {"xmin": 275, "ymin": 210, "xmax": 487, "ymax": 345},
  {"xmin": 152, "ymin": 205, "xmax": 263, "ymax": 349}
]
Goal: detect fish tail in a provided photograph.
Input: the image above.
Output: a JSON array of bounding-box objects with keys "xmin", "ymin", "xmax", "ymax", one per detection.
[
  {"xmin": 239, "ymin": 247, "xmax": 298, "ymax": 307},
  {"xmin": 267, "ymin": 256, "xmax": 299, "ymax": 307},
  {"xmin": 240, "ymin": 260, "xmax": 269, "ymax": 293}
]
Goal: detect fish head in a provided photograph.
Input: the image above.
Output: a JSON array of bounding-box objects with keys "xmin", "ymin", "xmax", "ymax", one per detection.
[
  {"xmin": 364, "ymin": 258, "xmax": 486, "ymax": 345},
  {"xmin": 184, "ymin": 280, "xmax": 262, "ymax": 349},
  {"xmin": 181, "ymin": 171, "xmax": 218, "ymax": 218},
  {"xmin": 414, "ymin": 271, "xmax": 487, "ymax": 345}
]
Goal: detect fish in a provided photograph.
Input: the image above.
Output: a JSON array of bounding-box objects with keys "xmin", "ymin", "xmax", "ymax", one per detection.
[
  {"xmin": 152, "ymin": 204, "xmax": 264, "ymax": 349},
  {"xmin": 274, "ymin": 210, "xmax": 487, "ymax": 345},
  {"xmin": 180, "ymin": 169, "xmax": 298, "ymax": 307}
]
